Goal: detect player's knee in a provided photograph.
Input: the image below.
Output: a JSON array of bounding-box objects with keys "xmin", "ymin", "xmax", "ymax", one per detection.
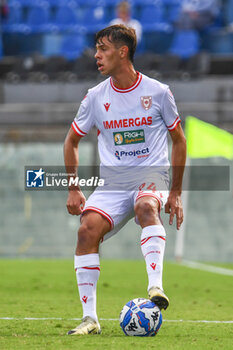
[
  {"xmin": 135, "ymin": 198, "xmax": 159, "ymax": 219},
  {"xmin": 77, "ymin": 222, "xmax": 100, "ymax": 247}
]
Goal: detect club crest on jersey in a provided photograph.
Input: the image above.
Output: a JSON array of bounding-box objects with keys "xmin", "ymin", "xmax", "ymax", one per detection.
[
  {"xmin": 104, "ymin": 102, "xmax": 110, "ymax": 112},
  {"xmin": 141, "ymin": 96, "xmax": 152, "ymax": 110}
]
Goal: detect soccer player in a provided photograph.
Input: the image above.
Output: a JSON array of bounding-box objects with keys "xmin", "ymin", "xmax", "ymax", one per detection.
[{"xmin": 64, "ymin": 24, "xmax": 186, "ymax": 335}]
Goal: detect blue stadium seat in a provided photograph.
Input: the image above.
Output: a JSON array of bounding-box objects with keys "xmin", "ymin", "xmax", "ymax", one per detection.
[
  {"xmin": 140, "ymin": 3, "xmax": 164, "ymax": 23},
  {"xmin": 169, "ymin": 30, "xmax": 200, "ymax": 59},
  {"xmin": 142, "ymin": 31, "xmax": 173, "ymax": 54},
  {"xmin": 0, "ymin": 37, "xmax": 2, "ymax": 58},
  {"xmin": 78, "ymin": 0, "xmax": 106, "ymax": 5},
  {"xmin": 202, "ymin": 31, "xmax": 233, "ymax": 54},
  {"xmin": 139, "ymin": 2, "xmax": 172, "ymax": 32},
  {"xmin": 51, "ymin": 4, "xmax": 83, "ymax": 33},
  {"xmin": 60, "ymin": 34, "xmax": 87, "ymax": 60},
  {"xmin": 42, "ymin": 0, "xmax": 64, "ymax": 5},
  {"xmin": 162, "ymin": 0, "xmax": 181, "ymax": 4},
  {"xmin": 9, "ymin": 0, "xmax": 33, "ymax": 6},
  {"xmin": 81, "ymin": 5, "xmax": 108, "ymax": 33},
  {"xmin": 165, "ymin": 1, "xmax": 182, "ymax": 23},
  {"xmin": 46, "ymin": 0, "xmax": 78, "ymax": 6},
  {"xmin": 13, "ymin": 0, "xmax": 72, "ymax": 6},
  {"xmin": 133, "ymin": 0, "xmax": 159, "ymax": 5},
  {"xmin": 11, "ymin": 0, "xmax": 47, "ymax": 6},
  {"xmin": 224, "ymin": 0, "xmax": 233, "ymax": 26},
  {"xmin": 25, "ymin": 5, "xmax": 50, "ymax": 33},
  {"xmin": 2, "ymin": 1, "xmax": 26, "ymax": 33}
]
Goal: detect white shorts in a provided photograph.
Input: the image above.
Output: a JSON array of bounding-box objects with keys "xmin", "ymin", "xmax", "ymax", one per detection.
[{"xmin": 82, "ymin": 177, "xmax": 169, "ymax": 241}]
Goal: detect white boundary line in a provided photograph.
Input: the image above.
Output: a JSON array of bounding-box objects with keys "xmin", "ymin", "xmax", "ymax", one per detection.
[
  {"xmin": 0, "ymin": 317, "xmax": 233, "ymax": 324},
  {"xmin": 181, "ymin": 260, "xmax": 233, "ymax": 276}
]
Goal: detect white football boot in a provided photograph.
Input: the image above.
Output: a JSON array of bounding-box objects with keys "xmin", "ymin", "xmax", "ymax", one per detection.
[
  {"xmin": 67, "ymin": 316, "xmax": 101, "ymax": 335},
  {"xmin": 148, "ymin": 286, "xmax": 169, "ymax": 310}
]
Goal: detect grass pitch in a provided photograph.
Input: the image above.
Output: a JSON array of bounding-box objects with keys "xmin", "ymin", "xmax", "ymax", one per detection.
[{"xmin": 0, "ymin": 259, "xmax": 232, "ymax": 350}]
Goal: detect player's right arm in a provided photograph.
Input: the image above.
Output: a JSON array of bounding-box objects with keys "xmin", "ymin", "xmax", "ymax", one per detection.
[{"xmin": 64, "ymin": 127, "xmax": 86, "ymax": 216}]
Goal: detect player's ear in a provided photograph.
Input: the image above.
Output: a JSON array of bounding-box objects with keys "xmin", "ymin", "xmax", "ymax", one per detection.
[{"xmin": 120, "ymin": 45, "xmax": 129, "ymax": 59}]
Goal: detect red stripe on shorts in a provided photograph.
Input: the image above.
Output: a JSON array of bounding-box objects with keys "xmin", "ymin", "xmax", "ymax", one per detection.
[
  {"xmin": 136, "ymin": 193, "xmax": 162, "ymax": 212},
  {"xmin": 158, "ymin": 236, "xmax": 166, "ymax": 241},
  {"xmin": 83, "ymin": 206, "xmax": 114, "ymax": 229}
]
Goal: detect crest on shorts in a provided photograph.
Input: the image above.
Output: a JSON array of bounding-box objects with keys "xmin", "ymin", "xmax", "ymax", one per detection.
[{"xmin": 140, "ymin": 96, "xmax": 152, "ymax": 110}]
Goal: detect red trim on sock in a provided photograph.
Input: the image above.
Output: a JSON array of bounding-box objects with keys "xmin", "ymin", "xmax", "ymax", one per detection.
[
  {"xmin": 141, "ymin": 236, "xmax": 153, "ymax": 246},
  {"xmin": 141, "ymin": 235, "xmax": 166, "ymax": 246},
  {"xmin": 82, "ymin": 266, "xmax": 100, "ymax": 271}
]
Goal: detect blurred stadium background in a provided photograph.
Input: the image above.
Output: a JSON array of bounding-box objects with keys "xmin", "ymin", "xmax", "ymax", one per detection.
[{"xmin": 0, "ymin": 0, "xmax": 232, "ymax": 262}]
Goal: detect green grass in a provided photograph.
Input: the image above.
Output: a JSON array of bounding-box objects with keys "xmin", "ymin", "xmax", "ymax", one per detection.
[{"xmin": 0, "ymin": 260, "xmax": 232, "ymax": 350}]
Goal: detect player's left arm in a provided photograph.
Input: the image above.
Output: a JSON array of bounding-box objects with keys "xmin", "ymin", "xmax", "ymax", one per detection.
[{"xmin": 165, "ymin": 123, "xmax": 187, "ymax": 230}]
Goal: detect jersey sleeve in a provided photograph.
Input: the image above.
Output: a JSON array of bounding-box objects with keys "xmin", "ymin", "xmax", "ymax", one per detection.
[
  {"xmin": 71, "ymin": 92, "xmax": 95, "ymax": 137},
  {"xmin": 161, "ymin": 87, "xmax": 181, "ymax": 131}
]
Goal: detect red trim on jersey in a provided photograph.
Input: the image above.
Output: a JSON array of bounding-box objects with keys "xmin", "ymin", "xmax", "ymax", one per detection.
[
  {"xmin": 82, "ymin": 266, "xmax": 100, "ymax": 271},
  {"xmin": 169, "ymin": 119, "xmax": 181, "ymax": 131},
  {"xmin": 72, "ymin": 121, "xmax": 86, "ymax": 137},
  {"xmin": 97, "ymin": 129, "xmax": 100, "ymax": 136},
  {"xmin": 73, "ymin": 120, "xmax": 87, "ymax": 135},
  {"xmin": 167, "ymin": 116, "xmax": 180, "ymax": 129},
  {"xmin": 110, "ymin": 72, "xmax": 142, "ymax": 93},
  {"xmin": 83, "ymin": 206, "xmax": 114, "ymax": 229},
  {"xmin": 136, "ymin": 193, "xmax": 162, "ymax": 212},
  {"xmin": 73, "ymin": 120, "xmax": 86, "ymax": 132},
  {"xmin": 71, "ymin": 123, "xmax": 84, "ymax": 137},
  {"xmin": 167, "ymin": 116, "xmax": 181, "ymax": 131}
]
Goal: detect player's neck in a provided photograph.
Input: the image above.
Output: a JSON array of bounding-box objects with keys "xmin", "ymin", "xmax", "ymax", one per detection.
[{"xmin": 111, "ymin": 66, "xmax": 138, "ymax": 90}]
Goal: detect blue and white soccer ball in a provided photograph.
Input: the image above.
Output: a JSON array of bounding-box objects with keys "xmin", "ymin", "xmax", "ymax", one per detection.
[{"xmin": 119, "ymin": 298, "xmax": 162, "ymax": 336}]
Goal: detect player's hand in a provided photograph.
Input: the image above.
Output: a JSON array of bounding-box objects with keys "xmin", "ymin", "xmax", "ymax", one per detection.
[
  {"xmin": 66, "ymin": 190, "xmax": 86, "ymax": 216},
  {"xmin": 165, "ymin": 191, "xmax": 183, "ymax": 230}
]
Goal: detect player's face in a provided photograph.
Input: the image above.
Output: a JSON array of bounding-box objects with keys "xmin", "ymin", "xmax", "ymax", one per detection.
[{"xmin": 95, "ymin": 36, "xmax": 122, "ymax": 76}]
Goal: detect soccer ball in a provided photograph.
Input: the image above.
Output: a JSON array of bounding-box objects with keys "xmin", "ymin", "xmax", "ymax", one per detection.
[{"xmin": 119, "ymin": 298, "xmax": 162, "ymax": 336}]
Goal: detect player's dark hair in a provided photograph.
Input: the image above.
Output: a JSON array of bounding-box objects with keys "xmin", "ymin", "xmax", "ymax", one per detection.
[{"xmin": 95, "ymin": 24, "xmax": 137, "ymax": 63}]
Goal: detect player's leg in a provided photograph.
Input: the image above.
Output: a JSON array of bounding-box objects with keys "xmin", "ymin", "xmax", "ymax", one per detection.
[
  {"xmin": 68, "ymin": 211, "xmax": 111, "ymax": 335},
  {"xmin": 134, "ymin": 196, "xmax": 169, "ymax": 310},
  {"xmin": 76, "ymin": 210, "xmax": 111, "ymax": 255},
  {"xmin": 69, "ymin": 189, "xmax": 133, "ymax": 335}
]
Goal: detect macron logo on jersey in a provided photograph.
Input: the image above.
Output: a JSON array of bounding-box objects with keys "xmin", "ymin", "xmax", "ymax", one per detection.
[
  {"xmin": 115, "ymin": 147, "xmax": 150, "ymax": 160},
  {"xmin": 104, "ymin": 103, "xmax": 110, "ymax": 112}
]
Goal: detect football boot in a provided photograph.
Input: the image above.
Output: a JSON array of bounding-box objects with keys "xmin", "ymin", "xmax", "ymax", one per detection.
[
  {"xmin": 67, "ymin": 316, "xmax": 101, "ymax": 335},
  {"xmin": 148, "ymin": 286, "xmax": 169, "ymax": 310}
]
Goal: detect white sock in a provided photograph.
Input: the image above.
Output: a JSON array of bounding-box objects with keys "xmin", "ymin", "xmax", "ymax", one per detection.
[
  {"xmin": 140, "ymin": 225, "xmax": 166, "ymax": 291},
  {"xmin": 74, "ymin": 254, "xmax": 100, "ymax": 322}
]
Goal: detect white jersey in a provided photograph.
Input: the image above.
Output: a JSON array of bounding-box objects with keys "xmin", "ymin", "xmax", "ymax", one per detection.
[{"xmin": 72, "ymin": 72, "xmax": 180, "ymax": 168}]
